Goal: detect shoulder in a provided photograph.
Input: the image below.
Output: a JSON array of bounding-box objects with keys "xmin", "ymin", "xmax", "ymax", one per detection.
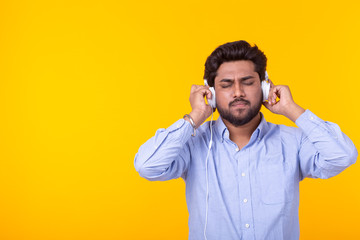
[{"xmin": 265, "ymin": 121, "xmax": 303, "ymax": 144}]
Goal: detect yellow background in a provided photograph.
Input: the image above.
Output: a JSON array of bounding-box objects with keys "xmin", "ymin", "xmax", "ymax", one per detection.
[{"xmin": 0, "ymin": 0, "xmax": 359, "ymax": 239}]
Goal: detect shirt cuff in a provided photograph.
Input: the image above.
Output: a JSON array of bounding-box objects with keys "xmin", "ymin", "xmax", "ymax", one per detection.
[
  {"xmin": 295, "ymin": 109, "xmax": 324, "ymax": 136},
  {"xmin": 166, "ymin": 118, "xmax": 194, "ymax": 144}
]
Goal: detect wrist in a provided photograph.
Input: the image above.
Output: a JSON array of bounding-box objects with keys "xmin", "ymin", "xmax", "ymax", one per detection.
[
  {"xmin": 284, "ymin": 103, "xmax": 305, "ymax": 122},
  {"xmin": 188, "ymin": 110, "xmax": 206, "ymax": 128},
  {"xmin": 183, "ymin": 114, "xmax": 197, "ymax": 136}
]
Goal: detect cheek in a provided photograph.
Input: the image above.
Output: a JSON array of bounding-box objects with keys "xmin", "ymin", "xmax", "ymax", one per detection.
[
  {"xmin": 249, "ymin": 87, "xmax": 262, "ymax": 101},
  {"xmin": 215, "ymin": 91, "xmax": 231, "ymax": 105}
]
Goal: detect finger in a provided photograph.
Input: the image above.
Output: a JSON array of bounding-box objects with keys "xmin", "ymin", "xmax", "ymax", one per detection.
[
  {"xmin": 272, "ymin": 85, "xmax": 284, "ymax": 103},
  {"xmin": 268, "ymin": 84, "xmax": 278, "ymax": 104},
  {"xmin": 205, "ymin": 88, "xmax": 213, "ymax": 100},
  {"xmin": 195, "ymin": 86, "xmax": 212, "ymax": 99},
  {"xmin": 272, "ymin": 91, "xmax": 278, "ymax": 104},
  {"xmin": 190, "ymin": 84, "xmax": 208, "ymax": 93},
  {"xmin": 268, "ymin": 79, "xmax": 276, "ymax": 103},
  {"xmin": 263, "ymin": 101, "xmax": 273, "ymax": 110}
]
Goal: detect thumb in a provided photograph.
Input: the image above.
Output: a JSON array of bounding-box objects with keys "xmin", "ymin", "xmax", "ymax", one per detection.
[{"xmin": 263, "ymin": 101, "xmax": 277, "ymax": 113}]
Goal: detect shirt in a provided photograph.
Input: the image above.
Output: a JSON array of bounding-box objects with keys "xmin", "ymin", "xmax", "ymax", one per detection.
[{"xmin": 134, "ymin": 110, "xmax": 357, "ymax": 240}]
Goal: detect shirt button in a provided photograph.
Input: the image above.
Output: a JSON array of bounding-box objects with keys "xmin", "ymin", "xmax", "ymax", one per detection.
[
  {"xmin": 243, "ymin": 198, "xmax": 248, "ymax": 203},
  {"xmin": 241, "ymin": 172, "xmax": 245, "ymax": 177},
  {"xmin": 310, "ymin": 116, "xmax": 314, "ymax": 120},
  {"xmin": 235, "ymin": 147, "xmax": 239, "ymax": 152},
  {"xmin": 245, "ymin": 224, "xmax": 250, "ymax": 228}
]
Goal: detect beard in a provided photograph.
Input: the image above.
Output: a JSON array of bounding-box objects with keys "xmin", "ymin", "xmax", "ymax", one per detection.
[{"xmin": 217, "ymin": 97, "xmax": 262, "ymax": 127}]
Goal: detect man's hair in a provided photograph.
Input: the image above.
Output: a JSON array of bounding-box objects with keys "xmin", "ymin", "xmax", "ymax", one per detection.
[{"xmin": 203, "ymin": 40, "xmax": 267, "ymax": 87}]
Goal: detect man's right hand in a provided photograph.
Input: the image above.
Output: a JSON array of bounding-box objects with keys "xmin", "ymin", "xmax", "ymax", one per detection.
[{"xmin": 185, "ymin": 85, "xmax": 214, "ymax": 128}]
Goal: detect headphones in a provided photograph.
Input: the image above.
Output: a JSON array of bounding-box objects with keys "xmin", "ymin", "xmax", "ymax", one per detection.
[{"xmin": 204, "ymin": 71, "xmax": 270, "ymax": 108}]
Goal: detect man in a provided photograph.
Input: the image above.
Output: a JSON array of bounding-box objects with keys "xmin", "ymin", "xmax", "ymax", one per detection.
[{"xmin": 134, "ymin": 40, "xmax": 357, "ymax": 240}]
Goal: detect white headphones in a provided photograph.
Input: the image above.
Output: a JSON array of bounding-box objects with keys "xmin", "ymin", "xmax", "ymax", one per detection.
[{"xmin": 204, "ymin": 71, "xmax": 270, "ymax": 108}]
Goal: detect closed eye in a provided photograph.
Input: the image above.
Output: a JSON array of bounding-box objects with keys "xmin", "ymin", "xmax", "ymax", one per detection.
[
  {"xmin": 242, "ymin": 81, "xmax": 254, "ymax": 86},
  {"xmin": 221, "ymin": 83, "xmax": 232, "ymax": 88},
  {"xmin": 220, "ymin": 79, "xmax": 233, "ymax": 88}
]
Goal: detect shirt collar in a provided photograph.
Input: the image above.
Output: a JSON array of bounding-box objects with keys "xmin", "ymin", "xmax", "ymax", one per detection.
[{"xmin": 214, "ymin": 112, "xmax": 269, "ymax": 143}]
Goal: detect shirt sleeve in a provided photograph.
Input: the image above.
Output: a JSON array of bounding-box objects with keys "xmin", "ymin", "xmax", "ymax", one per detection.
[
  {"xmin": 295, "ymin": 110, "xmax": 358, "ymax": 180},
  {"xmin": 134, "ymin": 118, "xmax": 193, "ymax": 181}
]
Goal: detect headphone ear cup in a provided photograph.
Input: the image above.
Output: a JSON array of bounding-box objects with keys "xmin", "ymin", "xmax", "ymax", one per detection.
[
  {"xmin": 261, "ymin": 81, "xmax": 270, "ymax": 102},
  {"xmin": 208, "ymin": 87, "xmax": 216, "ymax": 108}
]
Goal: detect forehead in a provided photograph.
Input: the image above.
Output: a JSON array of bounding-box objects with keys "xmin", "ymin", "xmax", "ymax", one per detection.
[{"xmin": 216, "ymin": 60, "xmax": 256, "ymax": 76}]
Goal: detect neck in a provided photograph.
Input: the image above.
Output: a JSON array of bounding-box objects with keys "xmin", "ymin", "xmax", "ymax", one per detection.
[{"xmin": 221, "ymin": 113, "xmax": 262, "ymax": 149}]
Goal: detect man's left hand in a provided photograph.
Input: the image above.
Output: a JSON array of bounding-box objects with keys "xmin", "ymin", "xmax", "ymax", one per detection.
[{"xmin": 263, "ymin": 80, "xmax": 305, "ymax": 122}]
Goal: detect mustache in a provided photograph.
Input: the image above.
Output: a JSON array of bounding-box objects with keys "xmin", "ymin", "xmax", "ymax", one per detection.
[{"xmin": 229, "ymin": 98, "xmax": 250, "ymax": 107}]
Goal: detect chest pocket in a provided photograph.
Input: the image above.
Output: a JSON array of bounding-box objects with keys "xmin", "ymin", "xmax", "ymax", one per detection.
[{"xmin": 259, "ymin": 154, "xmax": 293, "ymax": 205}]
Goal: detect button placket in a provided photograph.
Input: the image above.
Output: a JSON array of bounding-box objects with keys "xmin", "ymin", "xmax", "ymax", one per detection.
[{"xmin": 237, "ymin": 148, "xmax": 254, "ymax": 234}]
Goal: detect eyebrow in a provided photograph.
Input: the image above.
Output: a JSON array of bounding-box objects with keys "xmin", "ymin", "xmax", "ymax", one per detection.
[{"xmin": 219, "ymin": 76, "xmax": 255, "ymax": 82}]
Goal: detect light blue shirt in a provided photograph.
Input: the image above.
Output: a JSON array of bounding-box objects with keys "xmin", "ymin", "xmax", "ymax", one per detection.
[{"xmin": 134, "ymin": 110, "xmax": 357, "ymax": 240}]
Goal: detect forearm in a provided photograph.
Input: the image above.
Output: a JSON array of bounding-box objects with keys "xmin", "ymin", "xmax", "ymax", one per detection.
[
  {"xmin": 283, "ymin": 103, "xmax": 305, "ymax": 122},
  {"xmin": 134, "ymin": 119, "xmax": 192, "ymax": 181},
  {"xmin": 297, "ymin": 110, "xmax": 358, "ymax": 178}
]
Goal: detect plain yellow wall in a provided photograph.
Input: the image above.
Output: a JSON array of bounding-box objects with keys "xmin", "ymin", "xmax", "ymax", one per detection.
[{"xmin": 0, "ymin": 0, "xmax": 359, "ymax": 239}]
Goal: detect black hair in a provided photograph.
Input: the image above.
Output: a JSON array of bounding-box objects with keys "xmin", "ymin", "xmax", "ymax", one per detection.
[{"xmin": 203, "ymin": 40, "xmax": 267, "ymax": 87}]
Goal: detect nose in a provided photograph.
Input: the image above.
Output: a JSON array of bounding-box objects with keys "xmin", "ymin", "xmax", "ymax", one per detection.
[{"xmin": 233, "ymin": 81, "xmax": 245, "ymax": 98}]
